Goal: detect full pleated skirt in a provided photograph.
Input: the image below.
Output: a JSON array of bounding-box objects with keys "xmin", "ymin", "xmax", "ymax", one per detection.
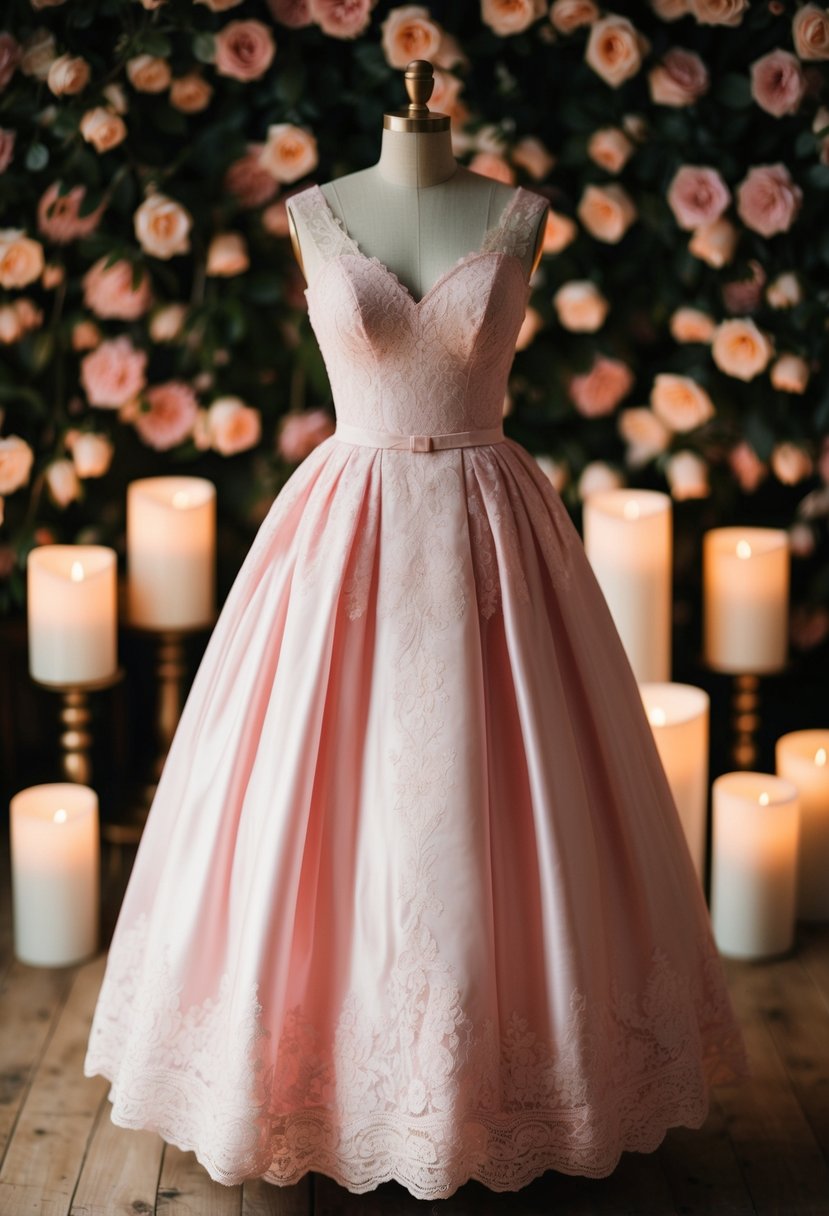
[{"xmin": 83, "ymin": 434, "xmax": 750, "ymax": 1200}]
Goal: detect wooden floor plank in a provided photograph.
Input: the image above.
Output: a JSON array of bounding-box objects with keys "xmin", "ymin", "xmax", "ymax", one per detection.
[
  {"xmin": 716, "ymin": 957, "xmax": 829, "ymax": 1216},
  {"xmin": 242, "ymin": 1174, "xmax": 313, "ymax": 1215},
  {"xmin": 657, "ymin": 1111, "xmax": 756, "ymax": 1215},
  {"xmin": 799, "ymin": 926, "xmax": 829, "ymax": 1019},
  {"xmin": 69, "ymin": 1087, "xmax": 164, "ymax": 1215},
  {"xmin": 155, "ymin": 1142, "xmax": 243, "ymax": 1214},
  {"xmin": 0, "ymin": 955, "xmax": 108, "ymax": 1216}
]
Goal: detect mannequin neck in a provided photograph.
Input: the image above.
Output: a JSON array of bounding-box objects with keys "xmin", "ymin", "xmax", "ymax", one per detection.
[{"xmin": 375, "ymin": 127, "xmax": 458, "ymax": 188}]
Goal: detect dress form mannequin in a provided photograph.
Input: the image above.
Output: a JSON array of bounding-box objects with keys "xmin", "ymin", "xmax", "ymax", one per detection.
[{"xmin": 287, "ymin": 60, "xmax": 547, "ymax": 304}]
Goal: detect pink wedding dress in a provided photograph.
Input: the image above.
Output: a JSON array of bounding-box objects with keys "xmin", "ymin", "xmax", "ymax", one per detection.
[{"xmin": 83, "ymin": 181, "xmax": 750, "ymax": 1200}]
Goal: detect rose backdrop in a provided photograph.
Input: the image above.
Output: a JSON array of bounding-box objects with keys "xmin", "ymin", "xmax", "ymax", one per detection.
[{"xmin": 0, "ymin": 0, "xmax": 827, "ymax": 657}]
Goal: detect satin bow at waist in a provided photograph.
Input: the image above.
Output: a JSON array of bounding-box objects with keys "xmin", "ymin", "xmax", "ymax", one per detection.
[{"xmin": 334, "ymin": 422, "xmax": 505, "ymax": 452}]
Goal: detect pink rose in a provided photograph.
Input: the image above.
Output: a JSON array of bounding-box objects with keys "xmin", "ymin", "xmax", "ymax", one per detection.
[
  {"xmin": 469, "ymin": 151, "xmax": 515, "ymax": 184},
  {"xmin": 568, "ymin": 354, "xmax": 634, "ymax": 416},
  {"xmin": 482, "ymin": 0, "xmax": 546, "ymax": 37},
  {"xmin": 667, "ymin": 165, "xmax": 731, "ymax": 230},
  {"xmin": 578, "ymin": 461, "xmax": 624, "ymax": 499},
  {"xmin": 267, "ymin": 0, "xmax": 314, "ymax": 26},
  {"xmin": 46, "ymin": 52, "xmax": 90, "ymax": 96},
  {"xmin": 617, "ymin": 407, "xmax": 670, "ymax": 467},
  {"xmin": 689, "ymin": 0, "xmax": 747, "ymax": 26},
  {"xmin": 82, "ymin": 257, "xmax": 153, "ymax": 320},
  {"xmin": 549, "ymin": 0, "xmax": 599, "ymax": 33},
  {"xmin": 772, "ymin": 441, "xmax": 812, "ymax": 485},
  {"xmin": 721, "ymin": 259, "xmax": 766, "ymax": 314},
  {"xmin": 0, "ymin": 33, "xmax": 21, "ymax": 91},
  {"xmin": 736, "ymin": 163, "xmax": 802, "ymax": 237},
  {"xmin": 666, "ymin": 450, "xmax": 709, "ymax": 500},
  {"xmin": 0, "ymin": 127, "xmax": 15, "ymax": 173},
  {"xmin": 224, "ymin": 144, "xmax": 279, "ymax": 208},
  {"xmin": 790, "ymin": 605, "xmax": 829, "ymax": 652},
  {"xmin": 750, "ymin": 49, "xmax": 806, "ymax": 118},
  {"xmin": 81, "ymin": 335, "xmax": 148, "ymax": 408},
  {"xmin": 543, "ymin": 209, "xmax": 578, "ymax": 253},
  {"xmin": 68, "ymin": 431, "xmax": 114, "ymax": 478},
  {"xmin": 0, "ymin": 435, "xmax": 34, "ymax": 494},
  {"xmin": 648, "ymin": 47, "xmax": 709, "ymax": 106},
  {"xmin": 512, "ymin": 135, "xmax": 555, "ymax": 180},
  {"xmin": 276, "ymin": 407, "xmax": 335, "ymax": 461},
  {"xmin": 729, "ymin": 440, "xmax": 766, "ymax": 493},
  {"xmin": 134, "ymin": 381, "xmax": 199, "ymax": 450},
  {"xmin": 206, "ymin": 397, "xmax": 262, "ymax": 455},
  {"xmin": 770, "ymin": 353, "xmax": 810, "ymax": 394},
  {"xmin": 45, "ymin": 459, "xmax": 80, "ymax": 508},
  {"xmin": 37, "ymin": 182, "xmax": 106, "ymax": 243},
  {"xmin": 309, "ymin": 0, "xmax": 373, "ymax": 38},
  {"xmin": 214, "ymin": 20, "xmax": 276, "ymax": 81},
  {"xmin": 0, "ymin": 230, "xmax": 44, "ymax": 288}
]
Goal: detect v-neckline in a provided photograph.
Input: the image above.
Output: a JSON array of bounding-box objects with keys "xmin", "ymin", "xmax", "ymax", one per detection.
[{"xmin": 308, "ymin": 183, "xmax": 527, "ymax": 309}]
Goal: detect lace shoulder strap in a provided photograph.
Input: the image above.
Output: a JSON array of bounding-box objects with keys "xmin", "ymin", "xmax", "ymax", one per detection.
[
  {"xmin": 286, "ymin": 184, "xmax": 358, "ymax": 264},
  {"xmin": 480, "ymin": 186, "xmax": 549, "ymax": 261}
]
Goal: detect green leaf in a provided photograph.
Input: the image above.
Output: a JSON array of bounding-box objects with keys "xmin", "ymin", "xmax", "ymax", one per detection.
[
  {"xmin": 193, "ymin": 32, "xmax": 216, "ymax": 64},
  {"xmin": 716, "ymin": 73, "xmax": 753, "ymax": 110},
  {"xmin": 25, "ymin": 143, "xmax": 49, "ymax": 172},
  {"xmin": 806, "ymin": 163, "xmax": 829, "ymax": 190},
  {"xmin": 139, "ymin": 30, "xmax": 172, "ymax": 57}
]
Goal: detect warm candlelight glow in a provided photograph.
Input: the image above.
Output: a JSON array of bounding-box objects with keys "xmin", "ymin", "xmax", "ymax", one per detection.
[
  {"xmin": 623, "ymin": 500, "xmax": 640, "ymax": 520},
  {"xmin": 27, "ymin": 544, "xmax": 118, "ymax": 685},
  {"xmin": 648, "ymin": 706, "xmax": 667, "ymax": 727},
  {"xmin": 776, "ymin": 730, "xmax": 829, "ymax": 920},
  {"xmin": 759, "ymin": 791, "xmax": 769, "ymax": 805},
  {"xmin": 53, "ymin": 808, "xmax": 67, "ymax": 824},
  {"xmin": 736, "ymin": 540, "xmax": 752, "ymax": 559},
  {"xmin": 703, "ymin": 526, "xmax": 789, "ymax": 673},
  {"xmin": 70, "ymin": 561, "xmax": 85, "ymax": 582},
  {"xmin": 172, "ymin": 490, "xmax": 191, "ymax": 508},
  {"xmin": 817, "ymin": 748, "xmax": 827, "ymax": 767}
]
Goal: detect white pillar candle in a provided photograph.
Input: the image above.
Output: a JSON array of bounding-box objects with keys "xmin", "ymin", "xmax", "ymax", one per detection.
[
  {"xmin": 127, "ymin": 476, "xmax": 216, "ymax": 630},
  {"xmin": 775, "ymin": 730, "xmax": 829, "ymax": 921},
  {"xmin": 703, "ymin": 527, "xmax": 789, "ymax": 673},
  {"xmin": 10, "ymin": 782, "xmax": 99, "ymax": 967},
  {"xmin": 583, "ymin": 489, "xmax": 672, "ymax": 682},
  {"xmin": 27, "ymin": 545, "xmax": 117, "ymax": 685},
  {"xmin": 640, "ymin": 682, "xmax": 709, "ymax": 882},
  {"xmin": 710, "ymin": 771, "xmax": 800, "ymax": 959}
]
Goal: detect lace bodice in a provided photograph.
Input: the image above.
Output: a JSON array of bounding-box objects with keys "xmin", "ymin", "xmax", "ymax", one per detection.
[{"xmin": 286, "ymin": 183, "xmax": 549, "ymax": 436}]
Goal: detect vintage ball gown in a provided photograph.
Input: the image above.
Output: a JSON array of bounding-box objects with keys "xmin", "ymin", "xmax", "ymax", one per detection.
[{"xmin": 83, "ymin": 182, "xmax": 750, "ymax": 1200}]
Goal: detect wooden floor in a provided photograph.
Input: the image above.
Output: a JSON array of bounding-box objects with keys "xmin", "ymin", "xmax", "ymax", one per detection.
[{"xmin": 1, "ymin": 831, "xmax": 829, "ymax": 1215}]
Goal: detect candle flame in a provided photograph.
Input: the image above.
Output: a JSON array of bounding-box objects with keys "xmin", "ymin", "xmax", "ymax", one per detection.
[
  {"xmin": 70, "ymin": 560, "xmax": 85, "ymax": 582},
  {"xmin": 736, "ymin": 540, "xmax": 752, "ymax": 559},
  {"xmin": 53, "ymin": 807, "xmax": 67, "ymax": 823},
  {"xmin": 172, "ymin": 490, "xmax": 191, "ymax": 508},
  {"xmin": 758, "ymin": 791, "xmax": 770, "ymax": 806},
  {"xmin": 623, "ymin": 500, "xmax": 640, "ymax": 520},
  {"xmin": 816, "ymin": 747, "xmax": 827, "ymax": 767},
  {"xmin": 649, "ymin": 706, "xmax": 667, "ymax": 727}
]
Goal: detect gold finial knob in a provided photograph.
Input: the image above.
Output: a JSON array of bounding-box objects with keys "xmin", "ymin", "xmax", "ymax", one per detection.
[{"xmin": 404, "ymin": 60, "xmax": 434, "ymax": 114}]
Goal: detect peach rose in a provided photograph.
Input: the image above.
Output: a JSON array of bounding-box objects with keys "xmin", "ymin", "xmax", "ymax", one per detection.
[
  {"xmin": 71, "ymin": 320, "xmax": 101, "ymax": 351},
  {"xmin": 126, "ymin": 54, "xmax": 171, "ymax": 92},
  {"xmin": 650, "ymin": 373, "xmax": 715, "ymax": 432},
  {"xmin": 711, "ymin": 317, "xmax": 773, "ymax": 381},
  {"xmin": 79, "ymin": 106, "xmax": 127, "ymax": 153},
  {"xmin": 429, "ymin": 66, "xmax": 465, "ymax": 122},
  {"xmin": 721, "ymin": 258, "xmax": 766, "ymax": 314},
  {"xmin": 0, "ymin": 435, "xmax": 34, "ymax": 494},
  {"xmin": 19, "ymin": 28, "xmax": 54, "ymax": 80},
  {"xmin": 549, "ymin": 0, "xmax": 599, "ymax": 33},
  {"xmin": 750, "ymin": 49, "xmax": 806, "ymax": 118},
  {"xmin": 102, "ymin": 83, "xmax": 127, "ymax": 113},
  {"xmin": 772, "ymin": 442, "xmax": 812, "ymax": 484},
  {"xmin": 82, "ymin": 257, "xmax": 153, "ymax": 319},
  {"xmin": 577, "ymin": 183, "xmax": 637, "ymax": 243},
  {"xmin": 482, "ymin": 0, "xmax": 546, "ymax": 36},
  {"xmin": 667, "ymin": 165, "xmax": 730, "ymax": 230},
  {"xmin": 42, "ymin": 264, "xmax": 64, "ymax": 289},
  {"xmin": 81, "ymin": 335, "xmax": 148, "ymax": 408},
  {"xmin": 47, "ymin": 52, "xmax": 90, "ymax": 96},
  {"xmin": 276, "ymin": 407, "xmax": 335, "ymax": 461},
  {"xmin": 793, "ymin": 5, "xmax": 829, "ymax": 60},
  {"xmin": 206, "ymin": 397, "xmax": 262, "ymax": 455},
  {"xmin": 214, "ymin": 20, "xmax": 276, "ymax": 81},
  {"xmin": 736, "ymin": 163, "xmax": 802, "ymax": 236},
  {"xmin": 568, "ymin": 354, "xmax": 634, "ymax": 416},
  {"xmin": 37, "ymin": 182, "xmax": 105, "ymax": 243},
  {"xmin": 789, "ymin": 522, "xmax": 815, "ymax": 558},
  {"xmin": 648, "ymin": 47, "xmax": 709, "ymax": 106},
  {"xmin": 585, "ymin": 14, "xmax": 648, "ymax": 88},
  {"xmin": 535, "ymin": 454, "xmax": 569, "ymax": 493},
  {"xmin": 729, "ymin": 440, "xmax": 767, "ymax": 493},
  {"xmin": 0, "ymin": 127, "xmax": 15, "ymax": 173},
  {"xmin": 766, "ymin": 271, "xmax": 801, "ymax": 309},
  {"xmin": 0, "ymin": 304, "xmax": 22, "ymax": 344},
  {"xmin": 134, "ymin": 381, "xmax": 199, "ymax": 450},
  {"xmin": 45, "ymin": 459, "xmax": 80, "ymax": 508},
  {"xmin": 381, "ymin": 6, "xmax": 444, "ymax": 69},
  {"xmin": 670, "ymin": 307, "xmax": 715, "ymax": 343},
  {"xmin": 618, "ymin": 407, "xmax": 671, "ymax": 467},
  {"xmin": 224, "ymin": 144, "xmax": 279, "ymax": 208},
  {"xmin": 260, "ymin": 123, "xmax": 318, "ymax": 183},
  {"xmin": 310, "ymin": 0, "xmax": 373, "ymax": 38},
  {"xmin": 688, "ymin": 217, "xmax": 737, "ymax": 267},
  {"xmin": 770, "ymin": 353, "xmax": 810, "ymax": 394},
  {"xmin": 262, "ymin": 196, "xmax": 291, "ymax": 237},
  {"xmin": 0, "ymin": 33, "xmax": 21, "ymax": 91},
  {"xmin": 206, "ymin": 232, "xmax": 249, "ymax": 276},
  {"xmin": 577, "ymin": 460, "xmax": 624, "ymax": 499},
  {"xmin": 666, "ymin": 450, "xmax": 709, "ymax": 500},
  {"xmin": 543, "ymin": 209, "xmax": 578, "ymax": 253},
  {"xmin": 586, "ymin": 126, "xmax": 634, "ymax": 173},
  {"xmin": 0, "ymin": 229, "xmax": 45, "ymax": 288},
  {"xmin": 512, "ymin": 135, "xmax": 555, "ymax": 180},
  {"xmin": 149, "ymin": 303, "xmax": 187, "ymax": 342},
  {"xmin": 650, "ymin": 0, "xmax": 691, "ymax": 18},
  {"xmin": 553, "ymin": 280, "xmax": 609, "ymax": 332},
  {"xmin": 267, "ymin": 0, "xmax": 314, "ymax": 27},
  {"xmin": 469, "ymin": 151, "xmax": 515, "ymax": 183},
  {"xmin": 68, "ymin": 432, "xmax": 114, "ymax": 478},
  {"xmin": 195, "ymin": 0, "xmax": 244, "ymax": 9},
  {"xmin": 689, "ymin": 0, "xmax": 747, "ymax": 25},
  {"xmin": 134, "ymin": 192, "xmax": 192, "ymax": 259},
  {"xmin": 515, "ymin": 305, "xmax": 544, "ymax": 350},
  {"xmin": 170, "ymin": 72, "xmax": 213, "ymax": 112}
]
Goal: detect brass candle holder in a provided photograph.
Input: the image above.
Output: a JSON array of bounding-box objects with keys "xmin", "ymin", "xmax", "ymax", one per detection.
[{"xmin": 31, "ymin": 668, "xmax": 126, "ymax": 788}]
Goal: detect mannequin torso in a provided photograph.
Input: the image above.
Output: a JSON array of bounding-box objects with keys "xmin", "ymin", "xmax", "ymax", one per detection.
[{"xmin": 288, "ymin": 127, "xmax": 547, "ymax": 303}]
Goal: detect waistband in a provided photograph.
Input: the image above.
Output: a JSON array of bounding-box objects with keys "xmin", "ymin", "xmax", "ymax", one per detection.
[{"xmin": 334, "ymin": 422, "xmax": 505, "ymax": 452}]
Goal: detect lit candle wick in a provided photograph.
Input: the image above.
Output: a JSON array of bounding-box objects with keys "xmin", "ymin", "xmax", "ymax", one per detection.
[
  {"xmin": 70, "ymin": 561, "xmax": 85, "ymax": 582},
  {"xmin": 623, "ymin": 500, "xmax": 640, "ymax": 520},
  {"xmin": 816, "ymin": 747, "xmax": 827, "ymax": 767},
  {"xmin": 172, "ymin": 490, "xmax": 191, "ymax": 508},
  {"xmin": 758, "ymin": 791, "xmax": 770, "ymax": 805},
  {"xmin": 53, "ymin": 807, "xmax": 67, "ymax": 823},
  {"xmin": 649, "ymin": 706, "xmax": 667, "ymax": 726},
  {"xmin": 736, "ymin": 540, "xmax": 752, "ymax": 559}
]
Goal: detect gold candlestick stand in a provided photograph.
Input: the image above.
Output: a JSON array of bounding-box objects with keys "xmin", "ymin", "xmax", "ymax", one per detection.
[{"xmin": 31, "ymin": 668, "xmax": 125, "ymax": 787}]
